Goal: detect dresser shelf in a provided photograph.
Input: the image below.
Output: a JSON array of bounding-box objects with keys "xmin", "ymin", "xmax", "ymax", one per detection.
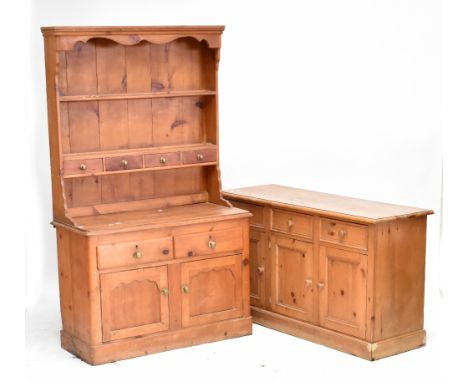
[{"xmin": 59, "ymin": 89, "xmax": 216, "ymax": 102}]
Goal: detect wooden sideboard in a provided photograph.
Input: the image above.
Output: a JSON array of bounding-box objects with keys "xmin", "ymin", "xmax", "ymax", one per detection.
[
  {"xmin": 223, "ymin": 184, "xmax": 433, "ymax": 360},
  {"xmin": 41, "ymin": 26, "xmax": 252, "ymax": 365}
]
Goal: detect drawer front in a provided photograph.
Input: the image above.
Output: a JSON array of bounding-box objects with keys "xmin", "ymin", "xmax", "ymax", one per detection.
[
  {"xmin": 105, "ymin": 155, "xmax": 143, "ymax": 171},
  {"xmin": 229, "ymin": 201, "xmax": 264, "ymax": 227},
  {"xmin": 174, "ymin": 227, "xmax": 243, "ymax": 258},
  {"xmin": 63, "ymin": 158, "xmax": 103, "ymax": 176},
  {"xmin": 97, "ymin": 236, "xmax": 173, "ymax": 270},
  {"xmin": 145, "ymin": 152, "xmax": 181, "ymax": 168},
  {"xmin": 320, "ymin": 218, "xmax": 368, "ymax": 250},
  {"xmin": 182, "ymin": 148, "xmax": 217, "ymax": 164},
  {"xmin": 271, "ymin": 209, "xmax": 313, "ymax": 238}
]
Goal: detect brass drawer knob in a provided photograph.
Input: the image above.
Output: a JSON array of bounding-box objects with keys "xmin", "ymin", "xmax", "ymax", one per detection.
[
  {"xmin": 182, "ymin": 285, "xmax": 189, "ymax": 294},
  {"xmin": 79, "ymin": 163, "xmax": 87, "ymax": 171},
  {"xmin": 159, "ymin": 156, "xmax": 167, "ymax": 164},
  {"xmin": 196, "ymin": 153, "xmax": 204, "ymax": 161},
  {"xmin": 339, "ymin": 229, "xmax": 348, "ymax": 238},
  {"xmin": 161, "ymin": 287, "xmax": 169, "ymax": 296},
  {"xmin": 133, "ymin": 250, "xmax": 142, "ymax": 259},
  {"xmin": 208, "ymin": 239, "xmax": 216, "ymax": 249},
  {"xmin": 121, "ymin": 159, "xmax": 128, "ymax": 168},
  {"xmin": 257, "ymin": 266, "xmax": 265, "ymax": 275}
]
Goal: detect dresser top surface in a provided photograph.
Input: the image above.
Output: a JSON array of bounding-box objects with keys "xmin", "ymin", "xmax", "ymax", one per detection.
[
  {"xmin": 57, "ymin": 203, "xmax": 249, "ymax": 235},
  {"xmin": 223, "ymin": 184, "xmax": 433, "ymax": 223}
]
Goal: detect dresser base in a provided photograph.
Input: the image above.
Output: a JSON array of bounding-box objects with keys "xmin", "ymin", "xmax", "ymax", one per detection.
[
  {"xmin": 252, "ymin": 307, "xmax": 425, "ymax": 361},
  {"xmin": 61, "ymin": 316, "xmax": 252, "ymax": 365}
]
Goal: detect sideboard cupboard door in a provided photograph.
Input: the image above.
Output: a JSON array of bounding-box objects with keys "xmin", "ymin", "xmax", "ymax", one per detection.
[
  {"xmin": 318, "ymin": 246, "xmax": 367, "ymax": 338},
  {"xmin": 250, "ymin": 229, "xmax": 266, "ymax": 308},
  {"xmin": 270, "ymin": 235, "xmax": 314, "ymax": 322},
  {"xmin": 180, "ymin": 255, "xmax": 243, "ymax": 327},
  {"xmin": 100, "ymin": 266, "xmax": 170, "ymax": 342}
]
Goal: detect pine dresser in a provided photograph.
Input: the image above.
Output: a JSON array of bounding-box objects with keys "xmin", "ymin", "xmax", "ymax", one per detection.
[
  {"xmin": 223, "ymin": 184, "xmax": 433, "ymax": 360},
  {"xmin": 41, "ymin": 26, "xmax": 252, "ymax": 365}
]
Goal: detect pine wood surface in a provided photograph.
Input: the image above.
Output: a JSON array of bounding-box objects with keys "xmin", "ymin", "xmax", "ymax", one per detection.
[
  {"xmin": 223, "ymin": 186, "xmax": 431, "ymax": 360},
  {"xmin": 224, "ymin": 184, "xmax": 433, "ymax": 223}
]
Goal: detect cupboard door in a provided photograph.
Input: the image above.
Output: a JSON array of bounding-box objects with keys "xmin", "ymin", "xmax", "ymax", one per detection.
[
  {"xmin": 318, "ymin": 246, "xmax": 367, "ymax": 338},
  {"xmin": 271, "ymin": 235, "xmax": 314, "ymax": 321},
  {"xmin": 100, "ymin": 266, "xmax": 169, "ymax": 342},
  {"xmin": 250, "ymin": 229, "xmax": 266, "ymax": 308},
  {"xmin": 180, "ymin": 255, "xmax": 243, "ymax": 327}
]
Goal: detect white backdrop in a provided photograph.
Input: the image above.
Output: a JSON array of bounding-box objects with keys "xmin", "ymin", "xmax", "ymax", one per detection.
[{"xmin": 11, "ymin": 0, "xmax": 456, "ymax": 380}]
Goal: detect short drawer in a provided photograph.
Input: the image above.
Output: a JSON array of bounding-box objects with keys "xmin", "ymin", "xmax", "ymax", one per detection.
[
  {"xmin": 320, "ymin": 218, "xmax": 368, "ymax": 250},
  {"xmin": 63, "ymin": 158, "xmax": 103, "ymax": 176},
  {"xmin": 271, "ymin": 209, "xmax": 313, "ymax": 238},
  {"xmin": 229, "ymin": 201, "xmax": 264, "ymax": 227},
  {"xmin": 174, "ymin": 227, "xmax": 243, "ymax": 258},
  {"xmin": 97, "ymin": 236, "xmax": 173, "ymax": 270},
  {"xmin": 105, "ymin": 155, "xmax": 143, "ymax": 171},
  {"xmin": 145, "ymin": 152, "xmax": 180, "ymax": 168},
  {"xmin": 182, "ymin": 148, "xmax": 217, "ymax": 164}
]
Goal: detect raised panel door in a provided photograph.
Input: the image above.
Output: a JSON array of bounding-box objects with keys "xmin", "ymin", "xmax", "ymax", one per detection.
[
  {"xmin": 180, "ymin": 255, "xmax": 243, "ymax": 327},
  {"xmin": 318, "ymin": 246, "xmax": 367, "ymax": 338},
  {"xmin": 271, "ymin": 235, "xmax": 314, "ymax": 321},
  {"xmin": 100, "ymin": 266, "xmax": 170, "ymax": 342}
]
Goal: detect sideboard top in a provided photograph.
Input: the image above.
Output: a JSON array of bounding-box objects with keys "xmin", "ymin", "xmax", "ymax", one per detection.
[
  {"xmin": 41, "ymin": 25, "xmax": 225, "ymax": 36},
  {"xmin": 223, "ymin": 184, "xmax": 434, "ymax": 223}
]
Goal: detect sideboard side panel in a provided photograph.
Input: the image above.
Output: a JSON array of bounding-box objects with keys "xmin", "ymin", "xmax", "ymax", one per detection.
[{"xmin": 373, "ymin": 217, "xmax": 427, "ymax": 341}]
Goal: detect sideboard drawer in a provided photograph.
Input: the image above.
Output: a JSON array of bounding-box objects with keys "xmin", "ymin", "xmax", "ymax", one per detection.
[
  {"xmin": 63, "ymin": 158, "xmax": 103, "ymax": 176},
  {"xmin": 105, "ymin": 155, "xmax": 143, "ymax": 171},
  {"xmin": 271, "ymin": 209, "xmax": 313, "ymax": 238},
  {"xmin": 182, "ymin": 148, "xmax": 217, "ymax": 164},
  {"xmin": 174, "ymin": 227, "xmax": 243, "ymax": 258},
  {"xmin": 320, "ymin": 218, "xmax": 368, "ymax": 250},
  {"xmin": 145, "ymin": 152, "xmax": 181, "ymax": 168},
  {"xmin": 97, "ymin": 236, "xmax": 173, "ymax": 270},
  {"xmin": 229, "ymin": 201, "xmax": 264, "ymax": 227}
]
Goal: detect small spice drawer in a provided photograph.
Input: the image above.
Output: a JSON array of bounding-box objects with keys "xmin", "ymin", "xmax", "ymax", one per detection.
[
  {"xmin": 320, "ymin": 218, "xmax": 368, "ymax": 251},
  {"xmin": 97, "ymin": 236, "xmax": 173, "ymax": 270},
  {"xmin": 105, "ymin": 155, "xmax": 143, "ymax": 171},
  {"xmin": 182, "ymin": 148, "xmax": 217, "ymax": 164},
  {"xmin": 145, "ymin": 152, "xmax": 181, "ymax": 168},
  {"xmin": 63, "ymin": 158, "xmax": 103, "ymax": 176},
  {"xmin": 230, "ymin": 201, "xmax": 264, "ymax": 227},
  {"xmin": 271, "ymin": 209, "xmax": 313, "ymax": 238},
  {"xmin": 174, "ymin": 227, "xmax": 243, "ymax": 258}
]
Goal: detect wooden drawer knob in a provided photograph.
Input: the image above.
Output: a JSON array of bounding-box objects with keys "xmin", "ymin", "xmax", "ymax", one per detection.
[
  {"xmin": 208, "ymin": 239, "xmax": 216, "ymax": 249},
  {"xmin": 288, "ymin": 218, "xmax": 294, "ymax": 228},
  {"xmin": 121, "ymin": 159, "xmax": 128, "ymax": 168},
  {"xmin": 196, "ymin": 153, "xmax": 204, "ymax": 161},
  {"xmin": 159, "ymin": 156, "xmax": 167, "ymax": 164},
  {"xmin": 79, "ymin": 163, "xmax": 87, "ymax": 171},
  {"xmin": 317, "ymin": 282, "xmax": 325, "ymax": 289},
  {"xmin": 257, "ymin": 266, "xmax": 265, "ymax": 275},
  {"xmin": 339, "ymin": 229, "xmax": 348, "ymax": 238}
]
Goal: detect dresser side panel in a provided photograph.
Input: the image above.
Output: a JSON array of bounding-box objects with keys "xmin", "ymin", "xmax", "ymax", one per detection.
[{"xmin": 67, "ymin": 230, "xmax": 102, "ymax": 344}]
